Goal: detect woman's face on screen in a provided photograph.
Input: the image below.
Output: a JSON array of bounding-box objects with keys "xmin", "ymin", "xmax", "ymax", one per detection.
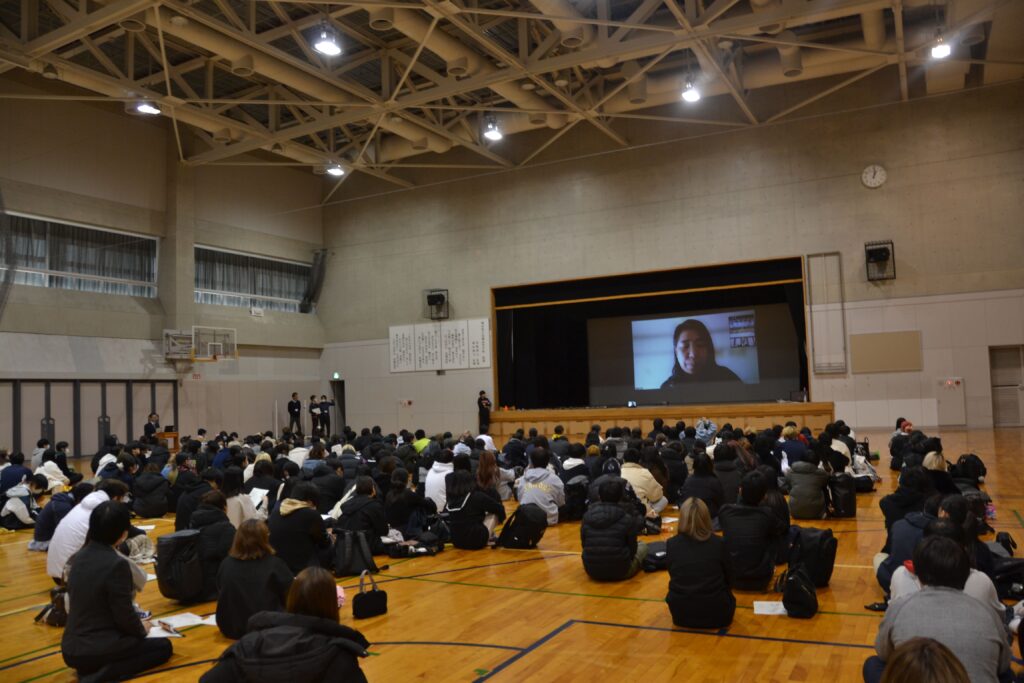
[{"xmin": 675, "ymin": 329, "xmax": 710, "ymax": 375}]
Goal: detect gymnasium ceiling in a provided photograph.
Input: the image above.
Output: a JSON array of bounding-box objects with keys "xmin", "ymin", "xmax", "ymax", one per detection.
[{"xmin": 0, "ymin": 0, "xmax": 1022, "ymax": 200}]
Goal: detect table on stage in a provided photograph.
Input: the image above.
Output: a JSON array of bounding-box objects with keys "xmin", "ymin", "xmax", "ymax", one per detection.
[{"xmin": 488, "ymin": 402, "xmax": 835, "ymax": 443}]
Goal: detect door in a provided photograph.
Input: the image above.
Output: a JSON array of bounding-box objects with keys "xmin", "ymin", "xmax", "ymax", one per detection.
[
  {"xmin": 330, "ymin": 380, "xmax": 346, "ymax": 431},
  {"xmin": 990, "ymin": 346, "xmax": 1024, "ymax": 426}
]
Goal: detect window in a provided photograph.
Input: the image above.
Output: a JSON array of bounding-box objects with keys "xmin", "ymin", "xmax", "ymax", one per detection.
[
  {"xmin": 0, "ymin": 214, "xmax": 157, "ymax": 297},
  {"xmin": 194, "ymin": 246, "xmax": 311, "ymax": 313}
]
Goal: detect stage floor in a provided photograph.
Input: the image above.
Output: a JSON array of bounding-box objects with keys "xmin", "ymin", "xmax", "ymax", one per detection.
[{"xmin": 0, "ymin": 428, "xmax": 1020, "ymax": 682}]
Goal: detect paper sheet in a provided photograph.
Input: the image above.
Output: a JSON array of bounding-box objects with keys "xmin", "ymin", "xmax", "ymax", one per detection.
[
  {"xmin": 145, "ymin": 573, "xmax": 157, "ymax": 582},
  {"xmin": 249, "ymin": 488, "xmax": 269, "ymax": 509},
  {"xmin": 158, "ymin": 613, "xmax": 205, "ymax": 629},
  {"xmin": 147, "ymin": 626, "xmax": 183, "ymax": 639},
  {"xmin": 200, "ymin": 614, "xmax": 217, "ymax": 626},
  {"xmin": 661, "ymin": 517, "xmax": 679, "ymax": 524},
  {"xmin": 753, "ymin": 601, "xmax": 788, "ymax": 615},
  {"xmin": 136, "ymin": 525, "xmax": 156, "ymax": 531}
]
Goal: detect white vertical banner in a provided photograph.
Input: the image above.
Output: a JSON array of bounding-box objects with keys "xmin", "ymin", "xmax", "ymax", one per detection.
[
  {"xmin": 441, "ymin": 320, "xmax": 470, "ymax": 369},
  {"xmin": 414, "ymin": 323, "xmax": 442, "ymax": 371},
  {"xmin": 468, "ymin": 317, "xmax": 491, "ymax": 369},
  {"xmin": 389, "ymin": 325, "xmax": 416, "ymax": 373}
]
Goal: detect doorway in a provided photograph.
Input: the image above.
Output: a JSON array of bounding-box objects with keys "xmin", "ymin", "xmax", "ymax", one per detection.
[
  {"xmin": 330, "ymin": 380, "xmax": 346, "ymax": 432},
  {"xmin": 990, "ymin": 346, "xmax": 1024, "ymax": 426}
]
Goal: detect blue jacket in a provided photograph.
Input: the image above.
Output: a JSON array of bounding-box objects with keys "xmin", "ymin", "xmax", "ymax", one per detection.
[
  {"xmin": 212, "ymin": 447, "xmax": 232, "ymax": 470},
  {"xmin": 0, "ymin": 465, "xmax": 32, "ymax": 495},
  {"xmin": 34, "ymin": 492, "xmax": 76, "ymax": 542}
]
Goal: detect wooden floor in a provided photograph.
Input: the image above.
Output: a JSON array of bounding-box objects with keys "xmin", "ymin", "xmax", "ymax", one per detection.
[{"xmin": 1, "ymin": 428, "xmax": 1021, "ymax": 682}]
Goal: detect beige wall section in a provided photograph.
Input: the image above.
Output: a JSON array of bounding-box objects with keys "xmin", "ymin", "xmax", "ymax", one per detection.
[{"xmin": 319, "ymin": 83, "xmax": 1024, "ymax": 343}]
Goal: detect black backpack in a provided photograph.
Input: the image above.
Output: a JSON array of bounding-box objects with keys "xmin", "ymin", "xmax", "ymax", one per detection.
[
  {"xmin": 789, "ymin": 527, "xmax": 837, "ymax": 588},
  {"xmin": 155, "ymin": 529, "xmax": 204, "ymax": 603},
  {"xmin": 561, "ymin": 475, "xmax": 590, "ymax": 522},
  {"xmin": 334, "ymin": 530, "xmax": 380, "ymax": 577},
  {"xmin": 952, "ymin": 453, "xmax": 986, "ymax": 486},
  {"xmin": 828, "ymin": 474, "xmax": 857, "ymax": 518},
  {"xmin": 780, "ymin": 564, "xmax": 818, "ymax": 618},
  {"xmin": 641, "ymin": 540, "xmax": 669, "ymax": 572},
  {"xmin": 496, "ymin": 503, "xmax": 548, "ymax": 549}
]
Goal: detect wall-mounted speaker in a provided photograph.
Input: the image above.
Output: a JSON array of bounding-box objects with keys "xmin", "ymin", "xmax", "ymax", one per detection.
[
  {"xmin": 865, "ymin": 240, "xmax": 895, "ymax": 281},
  {"xmin": 424, "ymin": 288, "xmax": 450, "ymax": 320}
]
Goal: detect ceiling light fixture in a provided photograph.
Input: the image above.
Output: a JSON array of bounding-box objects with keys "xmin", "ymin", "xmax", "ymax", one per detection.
[
  {"xmin": 326, "ymin": 164, "xmax": 345, "ymax": 177},
  {"xmin": 313, "ymin": 23, "xmax": 342, "ymax": 56},
  {"xmin": 930, "ymin": 32, "xmax": 951, "ymax": 59},
  {"xmin": 483, "ymin": 116, "xmax": 503, "ymax": 142},
  {"xmin": 681, "ymin": 80, "xmax": 701, "ymax": 103},
  {"xmin": 135, "ymin": 100, "xmax": 162, "ymax": 115}
]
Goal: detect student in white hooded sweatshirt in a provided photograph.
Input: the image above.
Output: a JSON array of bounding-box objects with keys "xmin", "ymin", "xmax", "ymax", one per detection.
[
  {"xmin": 47, "ymin": 479, "xmax": 129, "ymax": 581},
  {"xmin": 424, "ymin": 449, "xmax": 455, "ymax": 512}
]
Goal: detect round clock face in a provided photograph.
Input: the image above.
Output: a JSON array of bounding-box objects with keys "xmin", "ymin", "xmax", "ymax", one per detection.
[{"xmin": 862, "ymin": 164, "xmax": 887, "ymax": 188}]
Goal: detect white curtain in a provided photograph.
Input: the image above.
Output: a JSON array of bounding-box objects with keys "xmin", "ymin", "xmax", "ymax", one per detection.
[{"xmin": 194, "ymin": 247, "xmax": 309, "ymax": 313}]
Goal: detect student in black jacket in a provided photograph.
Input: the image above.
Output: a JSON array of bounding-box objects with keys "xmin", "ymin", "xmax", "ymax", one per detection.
[
  {"xmin": 53, "ymin": 441, "xmax": 84, "ymax": 484},
  {"xmin": 445, "ymin": 470, "xmax": 506, "ymax": 550},
  {"xmin": 311, "ymin": 458, "xmax": 347, "ymax": 514},
  {"xmin": 713, "ymin": 443, "xmax": 743, "ymax": 506},
  {"xmin": 287, "ymin": 392, "xmax": 303, "ymax": 436},
  {"xmin": 665, "ymin": 497, "xmax": 735, "ymax": 629},
  {"xmin": 62, "ymin": 501, "xmax": 173, "ymax": 681},
  {"xmin": 175, "ymin": 468, "xmax": 222, "ymax": 531},
  {"xmin": 335, "ymin": 477, "xmax": 389, "ymax": 554},
  {"xmin": 201, "ymin": 567, "xmax": 369, "ymax": 683},
  {"xmin": 216, "ymin": 519, "xmax": 294, "ymax": 639},
  {"xmin": 757, "ymin": 465, "xmax": 791, "ymax": 565},
  {"xmin": 268, "ymin": 483, "xmax": 332, "ymax": 574},
  {"xmin": 384, "ymin": 468, "xmax": 436, "ymax": 538},
  {"xmin": 679, "ymin": 453, "xmax": 725, "ymax": 519},
  {"xmin": 132, "ymin": 463, "xmax": 170, "ymax": 518},
  {"xmin": 190, "ymin": 490, "xmax": 236, "ymax": 601},
  {"xmin": 660, "ymin": 442, "xmax": 688, "ymax": 504},
  {"xmin": 581, "ymin": 478, "xmax": 645, "ymax": 581},
  {"xmin": 718, "ymin": 470, "xmax": 786, "ymax": 591},
  {"xmin": 879, "ymin": 466, "xmax": 934, "ymax": 553}
]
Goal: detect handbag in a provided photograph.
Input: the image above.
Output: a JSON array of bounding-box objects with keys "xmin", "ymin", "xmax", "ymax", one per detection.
[
  {"xmin": 780, "ymin": 565, "xmax": 818, "ymax": 619},
  {"xmin": 352, "ymin": 570, "xmax": 388, "ymax": 619},
  {"xmin": 34, "ymin": 586, "xmax": 68, "ymax": 627},
  {"xmin": 641, "ymin": 515, "xmax": 662, "ymax": 535}
]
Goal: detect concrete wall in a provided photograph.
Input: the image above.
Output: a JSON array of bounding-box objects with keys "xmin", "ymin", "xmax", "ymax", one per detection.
[{"xmin": 320, "ymin": 82, "xmax": 1024, "ymax": 428}]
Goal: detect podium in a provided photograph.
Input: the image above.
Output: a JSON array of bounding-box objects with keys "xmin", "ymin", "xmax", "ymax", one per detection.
[{"xmin": 156, "ymin": 431, "xmax": 180, "ymax": 454}]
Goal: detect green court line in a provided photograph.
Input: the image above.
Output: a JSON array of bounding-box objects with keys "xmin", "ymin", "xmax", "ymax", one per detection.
[
  {"xmin": 18, "ymin": 666, "xmax": 66, "ymax": 683},
  {"xmin": 1013, "ymin": 510, "xmax": 1024, "ymax": 529},
  {"xmin": 401, "ymin": 576, "xmax": 884, "ymax": 619},
  {"xmin": 0, "ymin": 643, "xmax": 62, "ymax": 666}
]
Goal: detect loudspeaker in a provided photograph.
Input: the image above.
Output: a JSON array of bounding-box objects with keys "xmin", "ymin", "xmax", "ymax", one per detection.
[
  {"xmin": 865, "ymin": 246, "xmax": 890, "ymax": 263},
  {"xmin": 426, "ymin": 293, "xmax": 446, "ymax": 306},
  {"xmin": 424, "ymin": 289, "xmax": 450, "ymax": 320},
  {"xmin": 864, "ymin": 240, "xmax": 895, "ymax": 281}
]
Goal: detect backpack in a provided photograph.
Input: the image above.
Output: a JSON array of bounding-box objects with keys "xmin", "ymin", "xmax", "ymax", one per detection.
[
  {"xmin": 155, "ymin": 529, "xmax": 204, "ymax": 603},
  {"xmin": 641, "ymin": 540, "xmax": 669, "ymax": 572},
  {"xmin": 827, "ymin": 474, "xmax": 857, "ymax": 518},
  {"xmin": 789, "ymin": 527, "xmax": 837, "ymax": 588},
  {"xmin": 780, "ymin": 565, "xmax": 818, "ymax": 618},
  {"xmin": 334, "ymin": 530, "xmax": 380, "ymax": 577},
  {"xmin": 496, "ymin": 503, "xmax": 548, "ymax": 549},
  {"xmin": 991, "ymin": 557, "xmax": 1024, "ymax": 601},
  {"xmin": 951, "ymin": 453, "xmax": 986, "ymax": 486},
  {"xmin": 561, "ymin": 476, "xmax": 590, "ymax": 522},
  {"xmin": 34, "ymin": 586, "xmax": 68, "ymax": 627}
]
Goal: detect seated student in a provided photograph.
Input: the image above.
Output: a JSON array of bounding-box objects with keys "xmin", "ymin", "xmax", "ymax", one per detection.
[
  {"xmin": 175, "ymin": 468, "xmax": 223, "ymax": 531},
  {"xmin": 385, "ymin": 468, "xmax": 436, "ymax": 539},
  {"xmin": 35, "ymin": 450, "xmax": 70, "ymax": 492},
  {"xmin": 132, "ymin": 463, "xmax": 170, "ymax": 519},
  {"xmin": 244, "ymin": 460, "xmax": 282, "ymax": 514},
  {"xmin": 446, "ymin": 470, "xmax": 506, "ymax": 550},
  {"xmin": 660, "ymin": 441, "xmax": 688, "ymax": 504},
  {"xmin": 201, "ymin": 566, "xmax": 369, "ymax": 682},
  {"xmin": 476, "ymin": 450, "xmax": 516, "ymax": 501},
  {"xmin": 757, "ymin": 465, "xmax": 791, "ymax": 564},
  {"xmin": 62, "ymin": 501, "xmax": 173, "ymax": 682},
  {"xmin": 47, "ymin": 479, "xmax": 130, "ymax": 582},
  {"xmin": 712, "ymin": 443, "xmax": 743, "ymax": 506},
  {"xmin": 222, "ymin": 466, "xmax": 264, "ymax": 529},
  {"xmin": 0, "ymin": 452, "xmax": 32, "ymax": 495},
  {"xmin": 1, "ymin": 473, "xmax": 47, "ymax": 530},
  {"xmin": 190, "ymin": 490, "xmax": 236, "ymax": 602},
  {"xmin": 216, "ymin": 519, "xmax": 295, "ymax": 640},
  {"xmin": 424, "ymin": 448, "xmax": 454, "ymax": 512},
  {"xmin": 515, "ymin": 448, "xmax": 566, "ymax": 526},
  {"xmin": 335, "ymin": 476, "xmax": 389, "ymax": 554},
  {"xmin": 718, "ymin": 471, "xmax": 786, "ymax": 591},
  {"xmin": 778, "ymin": 425, "xmax": 810, "ymax": 470},
  {"xmin": 310, "ymin": 457, "xmax": 347, "ymax": 514},
  {"xmin": 876, "ymin": 637, "xmax": 969, "ymax": 683},
  {"xmin": 665, "ymin": 497, "xmax": 735, "ymax": 630},
  {"xmin": 938, "ymin": 494, "xmax": 997, "ymax": 581},
  {"xmin": 784, "ymin": 450, "xmax": 830, "ymax": 520},
  {"xmin": 889, "ymin": 519, "xmax": 1007, "ymax": 628},
  {"xmin": 268, "ymin": 483, "xmax": 332, "ymax": 574},
  {"xmin": 864, "ymin": 536, "xmax": 1011, "ymax": 683},
  {"xmin": 30, "ymin": 482, "xmax": 94, "ymax": 552},
  {"xmin": 50, "ymin": 441, "xmax": 84, "ymax": 485},
  {"xmin": 680, "ymin": 453, "xmax": 725, "ymax": 520},
  {"xmin": 876, "ymin": 494, "xmax": 941, "ymax": 595},
  {"xmin": 922, "ymin": 452, "xmax": 960, "ymax": 496},
  {"xmin": 879, "ymin": 466, "xmax": 934, "ymax": 553},
  {"xmin": 620, "ymin": 449, "xmax": 668, "ymax": 516},
  {"xmin": 97, "ymin": 454, "xmax": 139, "ymax": 488},
  {"xmin": 580, "ymin": 479, "xmax": 646, "ymax": 581}
]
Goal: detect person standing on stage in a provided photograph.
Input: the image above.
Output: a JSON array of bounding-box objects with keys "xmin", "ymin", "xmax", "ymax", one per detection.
[
  {"xmin": 308, "ymin": 395, "xmax": 320, "ymax": 437},
  {"xmin": 143, "ymin": 413, "xmax": 160, "ymax": 439},
  {"xmin": 318, "ymin": 395, "xmax": 335, "ymax": 437},
  {"xmin": 287, "ymin": 393, "xmax": 303, "ymax": 436},
  {"xmin": 477, "ymin": 390, "xmax": 492, "ymax": 433}
]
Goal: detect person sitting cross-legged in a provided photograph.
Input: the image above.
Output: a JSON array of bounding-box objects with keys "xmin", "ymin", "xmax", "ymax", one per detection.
[
  {"xmin": 620, "ymin": 448, "xmax": 668, "ymax": 516},
  {"xmin": 515, "ymin": 447, "xmax": 565, "ymax": 526},
  {"xmin": 718, "ymin": 470, "xmax": 787, "ymax": 592},
  {"xmin": 580, "ymin": 478, "xmax": 646, "ymax": 581},
  {"xmin": 665, "ymin": 497, "xmax": 736, "ymax": 630}
]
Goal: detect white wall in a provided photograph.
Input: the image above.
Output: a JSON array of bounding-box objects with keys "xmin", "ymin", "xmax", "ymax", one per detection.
[{"xmin": 320, "ymin": 340, "xmax": 490, "ymax": 435}]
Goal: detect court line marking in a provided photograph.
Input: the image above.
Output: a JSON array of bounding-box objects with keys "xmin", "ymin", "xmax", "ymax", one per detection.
[
  {"xmin": 1013, "ymin": 509, "xmax": 1024, "ymax": 529},
  {"xmin": 373, "ymin": 640, "xmax": 524, "ymax": 652},
  {"xmin": 473, "ymin": 618, "xmax": 874, "ymax": 682},
  {"xmin": 123, "ymin": 658, "xmax": 218, "ymax": 681}
]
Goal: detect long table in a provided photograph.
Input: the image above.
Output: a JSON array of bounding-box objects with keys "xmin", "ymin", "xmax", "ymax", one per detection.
[{"xmin": 488, "ymin": 402, "xmax": 835, "ymax": 443}]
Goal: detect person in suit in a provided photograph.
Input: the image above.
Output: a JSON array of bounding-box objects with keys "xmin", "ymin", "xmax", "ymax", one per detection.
[
  {"xmin": 143, "ymin": 413, "xmax": 160, "ymax": 439},
  {"xmin": 318, "ymin": 395, "xmax": 335, "ymax": 437},
  {"xmin": 61, "ymin": 501, "xmax": 173, "ymax": 682},
  {"xmin": 308, "ymin": 395, "xmax": 320, "ymax": 437},
  {"xmin": 287, "ymin": 393, "xmax": 303, "ymax": 436}
]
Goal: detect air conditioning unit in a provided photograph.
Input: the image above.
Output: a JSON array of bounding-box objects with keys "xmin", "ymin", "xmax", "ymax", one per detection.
[{"xmin": 250, "ymin": 306, "xmax": 264, "ymax": 317}]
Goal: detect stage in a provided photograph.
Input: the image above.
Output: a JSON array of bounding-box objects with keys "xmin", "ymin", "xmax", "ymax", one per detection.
[{"xmin": 488, "ymin": 402, "xmax": 835, "ymax": 443}]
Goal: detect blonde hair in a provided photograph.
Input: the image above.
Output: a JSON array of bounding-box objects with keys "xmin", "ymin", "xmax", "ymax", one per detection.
[
  {"xmin": 782, "ymin": 425, "xmax": 799, "ymax": 440},
  {"xmin": 922, "ymin": 452, "xmax": 946, "ymax": 472},
  {"xmin": 678, "ymin": 497, "xmax": 712, "ymax": 542},
  {"xmin": 254, "ymin": 452, "xmax": 272, "ymax": 465}
]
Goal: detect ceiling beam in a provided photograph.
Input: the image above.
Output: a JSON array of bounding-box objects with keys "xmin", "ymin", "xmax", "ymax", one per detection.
[{"xmin": 22, "ymin": 0, "xmax": 160, "ymax": 58}]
